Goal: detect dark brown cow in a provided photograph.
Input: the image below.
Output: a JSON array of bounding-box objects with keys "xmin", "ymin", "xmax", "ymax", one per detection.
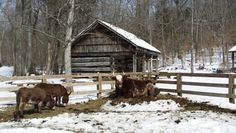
[
  {"xmin": 112, "ymin": 75, "xmax": 160, "ymax": 98},
  {"xmin": 13, "ymin": 87, "xmax": 55, "ymax": 120},
  {"xmin": 137, "ymin": 83, "xmax": 160, "ymax": 97},
  {"xmin": 35, "ymin": 83, "xmax": 71, "ymax": 105}
]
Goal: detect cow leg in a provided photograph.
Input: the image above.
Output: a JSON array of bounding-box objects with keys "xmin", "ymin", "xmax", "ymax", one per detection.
[
  {"xmin": 56, "ymin": 96, "xmax": 61, "ymax": 105},
  {"xmin": 38, "ymin": 102, "xmax": 43, "ymax": 113},
  {"xmin": 19, "ymin": 102, "xmax": 25, "ymax": 118},
  {"xmin": 34, "ymin": 104, "xmax": 38, "ymax": 112},
  {"xmin": 56, "ymin": 97, "xmax": 58, "ymax": 105},
  {"xmin": 58, "ymin": 96, "xmax": 61, "ymax": 105}
]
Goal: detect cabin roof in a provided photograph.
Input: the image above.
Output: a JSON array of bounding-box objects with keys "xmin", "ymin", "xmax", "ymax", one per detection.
[
  {"xmin": 229, "ymin": 45, "xmax": 236, "ymax": 52},
  {"xmin": 72, "ymin": 19, "xmax": 161, "ymax": 54}
]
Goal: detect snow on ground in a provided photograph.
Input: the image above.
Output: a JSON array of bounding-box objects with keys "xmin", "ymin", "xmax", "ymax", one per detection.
[
  {"xmin": 0, "ymin": 66, "xmax": 13, "ymax": 77},
  {"xmin": 101, "ymin": 100, "xmax": 182, "ymax": 112},
  {"xmin": 1, "ymin": 100, "xmax": 236, "ymax": 132}
]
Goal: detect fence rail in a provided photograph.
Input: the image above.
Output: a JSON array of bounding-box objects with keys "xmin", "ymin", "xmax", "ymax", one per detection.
[
  {"xmin": 158, "ymin": 72, "xmax": 236, "ymax": 104},
  {"xmin": 0, "ymin": 72, "xmax": 235, "ymax": 104}
]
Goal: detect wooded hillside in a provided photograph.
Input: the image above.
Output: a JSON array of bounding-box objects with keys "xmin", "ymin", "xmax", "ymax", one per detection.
[{"xmin": 0, "ymin": 0, "xmax": 235, "ymax": 75}]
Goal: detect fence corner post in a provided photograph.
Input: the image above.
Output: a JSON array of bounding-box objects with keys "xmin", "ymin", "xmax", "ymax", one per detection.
[
  {"xmin": 228, "ymin": 74, "xmax": 235, "ymax": 104},
  {"xmin": 177, "ymin": 73, "xmax": 182, "ymax": 96},
  {"xmin": 97, "ymin": 73, "xmax": 102, "ymax": 98}
]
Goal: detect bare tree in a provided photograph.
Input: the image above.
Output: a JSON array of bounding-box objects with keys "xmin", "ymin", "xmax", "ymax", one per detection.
[{"xmin": 64, "ymin": 0, "xmax": 74, "ymax": 76}]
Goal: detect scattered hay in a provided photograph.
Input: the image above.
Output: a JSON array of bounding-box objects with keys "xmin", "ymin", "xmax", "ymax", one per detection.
[{"xmin": 1, "ymin": 93, "xmax": 236, "ymax": 123}]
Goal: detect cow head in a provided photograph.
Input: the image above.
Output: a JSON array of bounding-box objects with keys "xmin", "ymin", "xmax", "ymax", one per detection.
[
  {"xmin": 62, "ymin": 91, "xmax": 72, "ymax": 105},
  {"xmin": 112, "ymin": 75, "xmax": 123, "ymax": 89}
]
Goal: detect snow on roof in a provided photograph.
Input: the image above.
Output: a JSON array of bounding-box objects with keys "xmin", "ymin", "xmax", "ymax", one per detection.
[
  {"xmin": 229, "ymin": 45, "xmax": 236, "ymax": 52},
  {"xmin": 97, "ymin": 20, "xmax": 160, "ymax": 53}
]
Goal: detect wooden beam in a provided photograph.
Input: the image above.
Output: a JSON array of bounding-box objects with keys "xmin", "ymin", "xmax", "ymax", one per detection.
[
  {"xmin": 71, "ymin": 57, "xmax": 111, "ymax": 63},
  {"xmin": 133, "ymin": 52, "xmax": 137, "ymax": 72},
  {"xmin": 232, "ymin": 52, "xmax": 234, "ymax": 72},
  {"xmin": 142, "ymin": 55, "xmax": 146, "ymax": 72},
  {"xmin": 150, "ymin": 56, "xmax": 153, "ymax": 72},
  {"xmin": 228, "ymin": 74, "xmax": 235, "ymax": 103},
  {"xmin": 72, "ymin": 67, "xmax": 111, "ymax": 72},
  {"xmin": 72, "ymin": 62, "xmax": 110, "ymax": 67},
  {"xmin": 176, "ymin": 73, "xmax": 182, "ymax": 96}
]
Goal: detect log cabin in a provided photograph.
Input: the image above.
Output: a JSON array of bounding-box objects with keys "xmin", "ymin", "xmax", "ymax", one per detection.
[{"xmin": 71, "ymin": 20, "xmax": 161, "ymax": 73}]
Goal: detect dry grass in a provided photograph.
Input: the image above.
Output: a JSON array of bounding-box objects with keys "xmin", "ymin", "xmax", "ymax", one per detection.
[
  {"xmin": 1, "ymin": 94, "xmax": 236, "ymax": 123},
  {"xmin": 0, "ymin": 98, "xmax": 108, "ymax": 122}
]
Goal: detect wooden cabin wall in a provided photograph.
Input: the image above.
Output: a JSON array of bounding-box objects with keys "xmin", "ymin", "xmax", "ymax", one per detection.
[
  {"xmin": 113, "ymin": 56, "xmax": 133, "ymax": 72},
  {"xmin": 72, "ymin": 56, "xmax": 111, "ymax": 73},
  {"xmin": 72, "ymin": 29, "xmax": 131, "ymax": 55}
]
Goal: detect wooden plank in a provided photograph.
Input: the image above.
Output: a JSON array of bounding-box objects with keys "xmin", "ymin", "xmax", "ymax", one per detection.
[
  {"xmin": 176, "ymin": 73, "xmax": 182, "ymax": 96},
  {"xmin": 72, "ymin": 90, "xmax": 113, "ymax": 95},
  {"xmin": 97, "ymin": 73, "xmax": 102, "ymax": 98},
  {"xmin": 182, "ymin": 81, "xmax": 228, "ymax": 88},
  {"xmin": 228, "ymin": 74, "xmax": 235, "ymax": 103},
  {"xmin": 181, "ymin": 90, "xmax": 228, "ymax": 98},
  {"xmin": 0, "ymin": 87, "xmax": 18, "ymax": 92},
  {"xmin": 71, "ymin": 57, "xmax": 111, "ymax": 63},
  {"xmin": 72, "ymin": 67, "xmax": 111, "ymax": 72},
  {"xmin": 133, "ymin": 53, "xmax": 137, "ymax": 72},
  {"xmin": 72, "ymin": 62, "xmax": 110, "ymax": 67},
  {"xmin": 155, "ymin": 80, "xmax": 177, "ymax": 84},
  {"xmin": 62, "ymin": 82, "xmax": 98, "ymax": 87},
  {"xmin": 0, "ymin": 97, "xmax": 15, "ymax": 102},
  {"xmin": 172, "ymin": 73, "xmax": 230, "ymax": 78},
  {"xmin": 159, "ymin": 88, "xmax": 176, "ymax": 93}
]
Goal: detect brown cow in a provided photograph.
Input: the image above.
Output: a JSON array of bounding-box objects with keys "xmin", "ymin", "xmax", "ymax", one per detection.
[
  {"xmin": 35, "ymin": 83, "xmax": 71, "ymax": 105},
  {"xmin": 13, "ymin": 87, "xmax": 55, "ymax": 120},
  {"xmin": 112, "ymin": 75, "xmax": 160, "ymax": 98},
  {"xmin": 137, "ymin": 83, "xmax": 160, "ymax": 97}
]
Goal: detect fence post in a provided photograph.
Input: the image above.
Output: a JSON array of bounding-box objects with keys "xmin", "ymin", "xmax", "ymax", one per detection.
[
  {"xmin": 42, "ymin": 78, "xmax": 47, "ymax": 83},
  {"xmin": 97, "ymin": 73, "xmax": 102, "ymax": 98},
  {"xmin": 176, "ymin": 73, "xmax": 182, "ymax": 96},
  {"xmin": 228, "ymin": 74, "xmax": 235, "ymax": 104}
]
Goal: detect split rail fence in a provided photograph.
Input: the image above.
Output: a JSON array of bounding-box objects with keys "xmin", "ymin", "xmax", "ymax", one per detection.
[{"xmin": 0, "ymin": 72, "xmax": 235, "ymax": 104}]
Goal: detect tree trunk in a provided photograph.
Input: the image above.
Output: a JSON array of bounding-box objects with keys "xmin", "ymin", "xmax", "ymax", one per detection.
[
  {"xmin": 26, "ymin": 0, "xmax": 32, "ymax": 75},
  {"xmin": 190, "ymin": 0, "xmax": 195, "ymax": 73},
  {"xmin": 64, "ymin": 0, "xmax": 75, "ymax": 77},
  {"xmin": 0, "ymin": 30, "xmax": 4, "ymax": 65}
]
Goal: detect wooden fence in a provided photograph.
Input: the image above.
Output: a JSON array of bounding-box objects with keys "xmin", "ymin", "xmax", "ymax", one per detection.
[
  {"xmin": 157, "ymin": 72, "xmax": 236, "ymax": 104},
  {"xmin": 0, "ymin": 72, "xmax": 235, "ymax": 104},
  {"xmin": 0, "ymin": 72, "xmax": 159, "ymax": 102}
]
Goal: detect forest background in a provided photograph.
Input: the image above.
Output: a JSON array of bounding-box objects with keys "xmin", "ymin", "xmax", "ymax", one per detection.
[{"xmin": 0, "ymin": 0, "xmax": 235, "ymax": 75}]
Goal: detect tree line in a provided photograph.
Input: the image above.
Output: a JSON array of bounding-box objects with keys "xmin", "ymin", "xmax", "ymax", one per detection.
[{"xmin": 0, "ymin": 0, "xmax": 235, "ymax": 75}]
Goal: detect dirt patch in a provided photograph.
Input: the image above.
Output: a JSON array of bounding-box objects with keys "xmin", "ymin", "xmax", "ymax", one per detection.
[
  {"xmin": 0, "ymin": 98, "xmax": 108, "ymax": 122},
  {"xmin": 0, "ymin": 94, "xmax": 236, "ymax": 123}
]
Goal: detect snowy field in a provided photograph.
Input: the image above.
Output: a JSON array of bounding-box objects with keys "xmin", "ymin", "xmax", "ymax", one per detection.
[
  {"xmin": 0, "ymin": 66, "xmax": 236, "ymax": 132},
  {"xmin": 0, "ymin": 100, "xmax": 236, "ymax": 133}
]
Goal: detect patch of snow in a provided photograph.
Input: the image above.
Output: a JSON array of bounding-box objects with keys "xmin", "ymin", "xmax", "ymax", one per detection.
[
  {"xmin": 0, "ymin": 127, "xmax": 73, "ymax": 133},
  {"xmin": 0, "ymin": 66, "xmax": 13, "ymax": 77},
  {"xmin": 229, "ymin": 45, "xmax": 236, "ymax": 52},
  {"xmin": 101, "ymin": 100, "xmax": 182, "ymax": 112}
]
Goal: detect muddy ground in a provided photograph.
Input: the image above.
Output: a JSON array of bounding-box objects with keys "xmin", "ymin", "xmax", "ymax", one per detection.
[{"xmin": 1, "ymin": 93, "xmax": 236, "ymax": 122}]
